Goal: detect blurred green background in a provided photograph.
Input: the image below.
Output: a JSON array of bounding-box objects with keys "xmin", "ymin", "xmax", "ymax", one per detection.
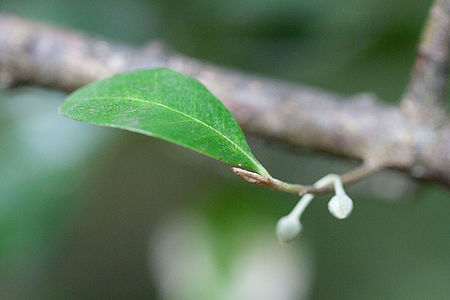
[{"xmin": 1, "ymin": 0, "xmax": 449, "ymax": 299}]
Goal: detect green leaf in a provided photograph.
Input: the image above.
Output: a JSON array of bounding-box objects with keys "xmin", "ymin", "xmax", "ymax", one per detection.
[{"xmin": 59, "ymin": 68, "xmax": 269, "ymax": 176}]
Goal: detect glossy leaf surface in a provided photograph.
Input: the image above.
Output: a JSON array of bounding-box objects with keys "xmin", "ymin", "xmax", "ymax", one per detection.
[{"xmin": 59, "ymin": 68, "xmax": 269, "ymax": 176}]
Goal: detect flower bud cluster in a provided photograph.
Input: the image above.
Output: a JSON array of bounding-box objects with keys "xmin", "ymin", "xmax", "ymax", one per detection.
[{"xmin": 276, "ymin": 174, "xmax": 353, "ymax": 244}]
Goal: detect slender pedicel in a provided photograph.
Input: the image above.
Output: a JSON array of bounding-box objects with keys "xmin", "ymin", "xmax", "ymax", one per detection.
[
  {"xmin": 276, "ymin": 194, "xmax": 314, "ymax": 244},
  {"xmin": 275, "ymin": 174, "xmax": 355, "ymax": 244},
  {"xmin": 313, "ymin": 174, "xmax": 353, "ymax": 219}
]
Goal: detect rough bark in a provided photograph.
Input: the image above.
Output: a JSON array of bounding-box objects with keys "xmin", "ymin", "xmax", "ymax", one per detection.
[{"xmin": 402, "ymin": 0, "xmax": 450, "ymax": 125}]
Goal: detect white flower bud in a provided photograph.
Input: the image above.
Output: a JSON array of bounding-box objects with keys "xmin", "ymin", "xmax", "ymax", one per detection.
[
  {"xmin": 328, "ymin": 193, "xmax": 353, "ymax": 219},
  {"xmin": 276, "ymin": 216, "xmax": 302, "ymax": 244}
]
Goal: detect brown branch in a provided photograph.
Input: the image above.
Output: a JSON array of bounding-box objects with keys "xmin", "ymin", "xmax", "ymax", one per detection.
[
  {"xmin": 0, "ymin": 14, "xmax": 450, "ymax": 187},
  {"xmin": 401, "ymin": 0, "xmax": 450, "ymax": 125},
  {"xmin": 232, "ymin": 162, "xmax": 381, "ymax": 196},
  {"xmin": 232, "ymin": 167, "xmax": 307, "ymax": 194}
]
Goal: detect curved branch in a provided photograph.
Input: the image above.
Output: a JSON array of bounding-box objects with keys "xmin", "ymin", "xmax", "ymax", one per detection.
[{"xmin": 0, "ymin": 14, "xmax": 449, "ymax": 187}]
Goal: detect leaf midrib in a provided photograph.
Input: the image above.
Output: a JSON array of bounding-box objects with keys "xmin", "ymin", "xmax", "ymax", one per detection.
[{"xmin": 76, "ymin": 96, "xmax": 262, "ymax": 171}]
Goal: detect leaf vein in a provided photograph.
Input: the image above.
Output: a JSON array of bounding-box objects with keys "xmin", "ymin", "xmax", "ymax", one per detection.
[{"xmin": 82, "ymin": 96, "xmax": 261, "ymax": 169}]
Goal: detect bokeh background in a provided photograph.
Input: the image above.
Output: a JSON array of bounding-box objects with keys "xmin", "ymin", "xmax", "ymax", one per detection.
[{"xmin": 1, "ymin": 0, "xmax": 449, "ymax": 299}]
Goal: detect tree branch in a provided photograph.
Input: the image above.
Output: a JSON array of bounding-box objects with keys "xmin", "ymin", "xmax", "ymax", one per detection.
[
  {"xmin": 401, "ymin": 0, "xmax": 450, "ymax": 125},
  {"xmin": 0, "ymin": 13, "xmax": 449, "ymax": 188}
]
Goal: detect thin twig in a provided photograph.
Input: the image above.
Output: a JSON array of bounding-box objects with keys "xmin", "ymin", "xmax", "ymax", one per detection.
[
  {"xmin": 232, "ymin": 167, "xmax": 307, "ymax": 194},
  {"xmin": 232, "ymin": 162, "xmax": 382, "ymax": 196},
  {"xmin": 298, "ymin": 163, "xmax": 382, "ymax": 196}
]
